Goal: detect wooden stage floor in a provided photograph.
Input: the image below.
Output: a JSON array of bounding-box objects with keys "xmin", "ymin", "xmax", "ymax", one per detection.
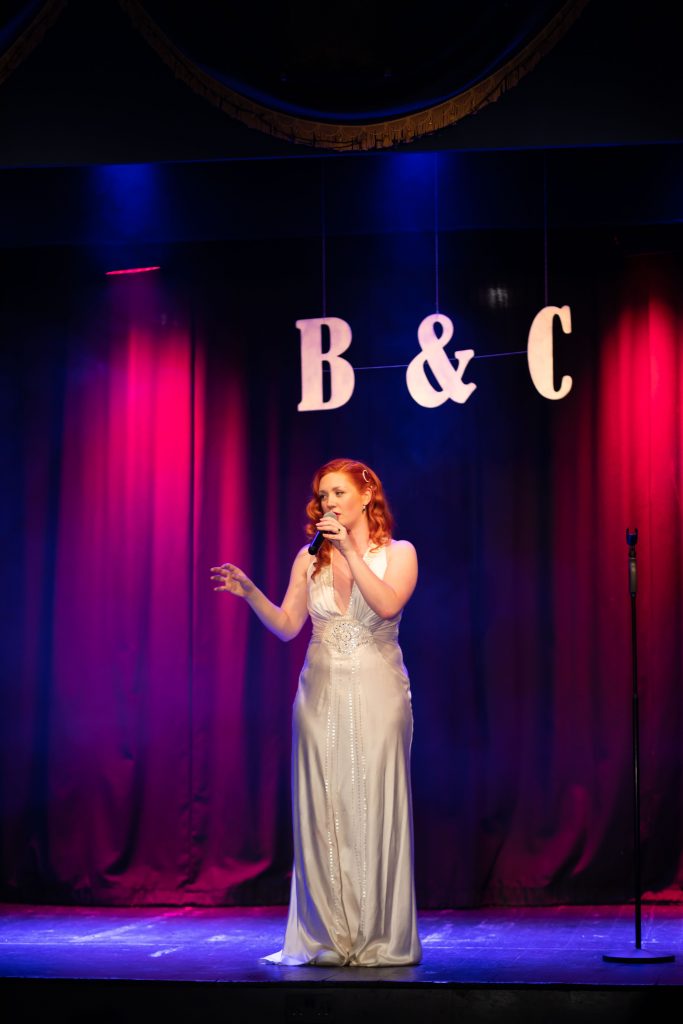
[{"xmin": 1, "ymin": 903, "xmax": 682, "ymax": 1021}]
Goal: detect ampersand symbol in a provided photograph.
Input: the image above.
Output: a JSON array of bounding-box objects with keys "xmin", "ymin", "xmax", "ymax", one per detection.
[{"xmin": 406, "ymin": 314, "xmax": 477, "ymax": 408}]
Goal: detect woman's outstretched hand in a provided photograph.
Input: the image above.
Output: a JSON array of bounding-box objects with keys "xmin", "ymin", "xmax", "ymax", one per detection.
[{"xmin": 211, "ymin": 563, "xmax": 255, "ymax": 598}]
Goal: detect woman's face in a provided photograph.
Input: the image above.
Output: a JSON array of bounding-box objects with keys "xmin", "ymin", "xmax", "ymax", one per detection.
[{"xmin": 318, "ymin": 472, "xmax": 370, "ymax": 531}]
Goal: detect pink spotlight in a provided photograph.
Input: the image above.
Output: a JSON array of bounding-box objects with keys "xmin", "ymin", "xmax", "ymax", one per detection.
[{"xmin": 105, "ymin": 266, "xmax": 161, "ymax": 276}]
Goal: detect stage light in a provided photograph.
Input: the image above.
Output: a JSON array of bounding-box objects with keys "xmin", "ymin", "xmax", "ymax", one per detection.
[
  {"xmin": 484, "ymin": 286, "xmax": 510, "ymax": 309},
  {"xmin": 105, "ymin": 266, "xmax": 161, "ymax": 276}
]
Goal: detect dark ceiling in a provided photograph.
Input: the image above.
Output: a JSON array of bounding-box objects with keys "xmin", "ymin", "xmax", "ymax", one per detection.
[{"xmin": 0, "ymin": 0, "xmax": 681, "ymax": 167}]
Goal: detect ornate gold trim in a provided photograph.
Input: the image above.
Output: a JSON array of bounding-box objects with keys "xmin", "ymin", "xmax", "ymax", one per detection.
[
  {"xmin": 0, "ymin": 0, "xmax": 67, "ymax": 89},
  {"xmin": 119, "ymin": 0, "xmax": 591, "ymax": 151}
]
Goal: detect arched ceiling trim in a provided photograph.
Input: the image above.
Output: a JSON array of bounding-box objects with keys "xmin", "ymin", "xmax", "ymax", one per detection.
[
  {"xmin": 0, "ymin": 0, "xmax": 67, "ymax": 88},
  {"xmin": 118, "ymin": 0, "xmax": 592, "ymax": 152}
]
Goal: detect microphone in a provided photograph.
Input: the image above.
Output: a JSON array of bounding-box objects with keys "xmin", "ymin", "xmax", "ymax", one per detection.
[{"xmin": 308, "ymin": 511, "xmax": 338, "ymax": 555}]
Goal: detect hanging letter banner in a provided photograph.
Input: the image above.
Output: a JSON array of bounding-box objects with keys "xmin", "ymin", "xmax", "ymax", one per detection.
[{"xmin": 296, "ymin": 306, "xmax": 574, "ymax": 410}]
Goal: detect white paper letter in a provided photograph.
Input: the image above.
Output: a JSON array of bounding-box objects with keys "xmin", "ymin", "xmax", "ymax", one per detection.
[
  {"xmin": 527, "ymin": 305, "xmax": 573, "ymax": 400},
  {"xmin": 406, "ymin": 314, "xmax": 477, "ymax": 407},
  {"xmin": 297, "ymin": 317, "xmax": 355, "ymax": 411}
]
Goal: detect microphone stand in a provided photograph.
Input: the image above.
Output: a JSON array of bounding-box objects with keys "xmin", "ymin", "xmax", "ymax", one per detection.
[{"xmin": 603, "ymin": 528, "xmax": 674, "ymax": 964}]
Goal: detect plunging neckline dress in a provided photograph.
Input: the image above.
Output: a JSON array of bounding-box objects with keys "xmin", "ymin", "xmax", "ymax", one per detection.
[{"xmin": 265, "ymin": 543, "xmax": 422, "ymax": 966}]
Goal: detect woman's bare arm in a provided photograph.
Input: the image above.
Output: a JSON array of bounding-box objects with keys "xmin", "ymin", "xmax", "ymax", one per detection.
[
  {"xmin": 211, "ymin": 546, "xmax": 311, "ymax": 641},
  {"xmin": 343, "ymin": 540, "xmax": 418, "ymax": 619}
]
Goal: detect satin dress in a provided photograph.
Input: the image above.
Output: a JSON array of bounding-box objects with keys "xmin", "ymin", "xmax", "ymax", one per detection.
[{"xmin": 266, "ymin": 543, "xmax": 422, "ymax": 966}]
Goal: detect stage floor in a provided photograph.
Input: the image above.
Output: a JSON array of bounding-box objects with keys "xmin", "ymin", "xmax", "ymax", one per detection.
[{"xmin": 1, "ymin": 903, "xmax": 682, "ymax": 1021}]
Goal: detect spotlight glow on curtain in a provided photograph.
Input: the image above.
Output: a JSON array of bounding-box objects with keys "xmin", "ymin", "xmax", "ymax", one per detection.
[{"xmin": 1, "ymin": 243, "xmax": 682, "ymax": 908}]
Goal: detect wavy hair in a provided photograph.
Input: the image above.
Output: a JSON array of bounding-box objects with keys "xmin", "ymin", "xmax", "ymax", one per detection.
[{"xmin": 305, "ymin": 458, "xmax": 394, "ymax": 578}]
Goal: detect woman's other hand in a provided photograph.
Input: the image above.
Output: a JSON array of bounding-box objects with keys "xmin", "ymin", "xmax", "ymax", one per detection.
[{"xmin": 210, "ymin": 563, "xmax": 254, "ymax": 598}]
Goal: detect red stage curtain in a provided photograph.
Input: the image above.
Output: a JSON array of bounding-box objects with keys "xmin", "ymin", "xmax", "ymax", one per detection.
[{"xmin": 1, "ymin": 246, "xmax": 682, "ymax": 907}]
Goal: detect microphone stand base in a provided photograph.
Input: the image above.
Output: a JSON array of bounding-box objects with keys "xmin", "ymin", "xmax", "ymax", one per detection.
[{"xmin": 603, "ymin": 948, "xmax": 675, "ymax": 964}]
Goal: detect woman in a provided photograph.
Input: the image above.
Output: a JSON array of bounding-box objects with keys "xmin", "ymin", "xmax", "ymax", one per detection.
[{"xmin": 211, "ymin": 458, "xmax": 421, "ymax": 966}]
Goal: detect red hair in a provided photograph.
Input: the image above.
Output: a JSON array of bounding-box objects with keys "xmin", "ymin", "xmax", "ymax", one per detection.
[{"xmin": 305, "ymin": 458, "xmax": 394, "ymax": 578}]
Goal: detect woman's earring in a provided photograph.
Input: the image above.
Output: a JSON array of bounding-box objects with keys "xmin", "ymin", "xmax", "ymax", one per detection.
[{"xmin": 362, "ymin": 505, "xmax": 367, "ymax": 513}]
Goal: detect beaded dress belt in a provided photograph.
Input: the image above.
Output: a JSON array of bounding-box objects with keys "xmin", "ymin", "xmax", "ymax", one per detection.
[{"xmin": 321, "ymin": 618, "xmax": 373, "ymax": 656}]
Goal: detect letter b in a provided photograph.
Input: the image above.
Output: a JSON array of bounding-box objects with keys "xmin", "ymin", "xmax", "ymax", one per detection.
[{"xmin": 297, "ymin": 317, "xmax": 355, "ymax": 411}]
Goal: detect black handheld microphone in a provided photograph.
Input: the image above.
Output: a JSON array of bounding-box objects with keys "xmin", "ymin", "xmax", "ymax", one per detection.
[
  {"xmin": 308, "ymin": 511, "xmax": 338, "ymax": 555},
  {"xmin": 626, "ymin": 527, "xmax": 638, "ymax": 597}
]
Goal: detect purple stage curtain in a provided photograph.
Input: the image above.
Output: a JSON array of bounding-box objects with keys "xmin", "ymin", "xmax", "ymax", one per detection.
[{"xmin": 1, "ymin": 243, "xmax": 683, "ymax": 908}]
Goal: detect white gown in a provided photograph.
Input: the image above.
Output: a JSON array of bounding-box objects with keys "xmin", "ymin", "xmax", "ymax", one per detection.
[{"xmin": 266, "ymin": 544, "xmax": 422, "ymax": 966}]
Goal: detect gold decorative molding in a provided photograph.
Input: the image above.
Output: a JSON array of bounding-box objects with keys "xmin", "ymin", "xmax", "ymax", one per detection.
[
  {"xmin": 0, "ymin": 0, "xmax": 67, "ymax": 88},
  {"xmin": 119, "ymin": 0, "xmax": 591, "ymax": 151}
]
